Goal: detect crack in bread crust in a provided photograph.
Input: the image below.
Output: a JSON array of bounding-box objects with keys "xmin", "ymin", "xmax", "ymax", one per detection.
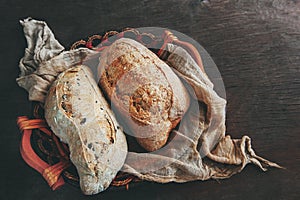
[
  {"xmin": 45, "ymin": 65, "xmax": 127, "ymax": 195},
  {"xmin": 98, "ymin": 38, "xmax": 190, "ymax": 152}
]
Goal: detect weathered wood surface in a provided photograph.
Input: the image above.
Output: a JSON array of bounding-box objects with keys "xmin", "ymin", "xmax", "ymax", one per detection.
[{"xmin": 0, "ymin": 0, "xmax": 299, "ymax": 199}]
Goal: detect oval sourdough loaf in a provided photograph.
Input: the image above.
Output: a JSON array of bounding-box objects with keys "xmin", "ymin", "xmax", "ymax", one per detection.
[
  {"xmin": 44, "ymin": 65, "xmax": 127, "ymax": 195},
  {"xmin": 98, "ymin": 38, "xmax": 190, "ymax": 152}
]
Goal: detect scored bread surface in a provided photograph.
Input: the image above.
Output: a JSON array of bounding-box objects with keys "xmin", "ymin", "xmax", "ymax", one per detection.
[
  {"xmin": 98, "ymin": 38, "xmax": 190, "ymax": 151},
  {"xmin": 44, "ymin": 65, "xmax": 127, "ymax": 195}
]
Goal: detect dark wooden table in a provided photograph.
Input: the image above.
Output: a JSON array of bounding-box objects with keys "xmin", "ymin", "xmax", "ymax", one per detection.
[{"xmin": 1, "ymin": 0, "xmax": 299, "ymax": 199}]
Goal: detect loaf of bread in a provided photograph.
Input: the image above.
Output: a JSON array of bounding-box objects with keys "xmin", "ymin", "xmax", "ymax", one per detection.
[
  {"xmin": 44, "ymin": 65, "xmax": 127, "ymax": 195},
  {"xmin": 98, "ymin": 38, "xmax": 190, "ymax": 151}
]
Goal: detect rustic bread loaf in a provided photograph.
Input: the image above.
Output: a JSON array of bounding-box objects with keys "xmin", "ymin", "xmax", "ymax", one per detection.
[
  {"xmin": 98, "ymin": 38, "xmax": 190, "ymax": 152},
  {"xmin": 44, "ymin": 65, "xmax": 127, "ymax": 195}
]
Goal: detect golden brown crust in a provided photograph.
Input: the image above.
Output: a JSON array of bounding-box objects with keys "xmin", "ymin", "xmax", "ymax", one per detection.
[{"xmin": 98, "ymin": 38, "xmax": 190, "ymax": 151}]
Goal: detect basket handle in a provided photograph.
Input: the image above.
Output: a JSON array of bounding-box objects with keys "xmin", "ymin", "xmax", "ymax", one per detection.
[
  {"xmin": 157, "ymin": 30, "xmax": 205, "ymax": 73},
  {"xmin": 17, "ymin": 116, "xmax": 70, "ymax": 190}
]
